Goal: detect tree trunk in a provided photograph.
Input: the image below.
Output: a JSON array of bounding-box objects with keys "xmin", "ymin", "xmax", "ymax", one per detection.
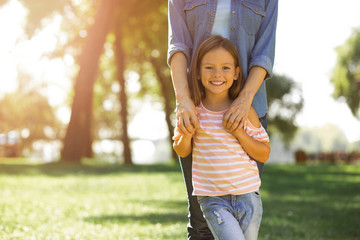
[
  {"xmin": 61, "ymin": 0, "xmax": 117, "ymax": 162},
  {"xmin": 150, "ymin": 58, "xmax": 177, "ymax": 161},
  {"xmin": 114, "ymin": 24, "xmax": 132, "ymax": 165}
]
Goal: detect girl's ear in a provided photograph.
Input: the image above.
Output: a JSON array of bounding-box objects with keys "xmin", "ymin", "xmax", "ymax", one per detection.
[{"xmin": 234, "ymin": 66, "xmax": 240, "ymax": 80}]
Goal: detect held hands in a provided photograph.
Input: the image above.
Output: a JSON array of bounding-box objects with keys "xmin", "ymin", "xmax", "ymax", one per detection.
[
  {"xmin": 173, "ymin": 98, "xmax": 198, "ymax": 158},
  {"xmin": 225, "ymin": 116, "xmax": 247, "ymax": 139},
  {"xmin": 176, "ymin": 97, "xmax": 199, "ymax": 137},
  {"xmin": 223, "ymin": 94, "xmax": 252, "ymax": 132}
]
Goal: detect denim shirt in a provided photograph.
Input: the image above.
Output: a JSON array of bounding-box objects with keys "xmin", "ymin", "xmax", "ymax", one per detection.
[{"xmin": 168, "ymin": 0, "xmax": 278, "ymax": 117}]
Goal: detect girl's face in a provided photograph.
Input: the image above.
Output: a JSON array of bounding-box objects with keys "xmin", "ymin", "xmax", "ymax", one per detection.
[{"xmin": 199, "ymin": 47, "xmax": 240, "ymax": 98}]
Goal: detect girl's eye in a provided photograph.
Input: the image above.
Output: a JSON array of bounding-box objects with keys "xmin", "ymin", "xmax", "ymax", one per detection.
[
  {"xmin": 223, "ymin": 66, "xmax": 231, "ymax": 70},
  {"xmin": 205, "ymin": 66, "xmax": 213, "ymax": 70}
]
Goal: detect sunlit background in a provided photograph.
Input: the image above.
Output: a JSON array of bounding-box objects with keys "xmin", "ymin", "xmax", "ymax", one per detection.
[{"xmin": 0, "ymin": 0, "xmax": 359, "ymax": 164}]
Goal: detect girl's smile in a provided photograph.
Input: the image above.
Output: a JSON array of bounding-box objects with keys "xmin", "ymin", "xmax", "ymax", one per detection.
[{"xmin": 209, "ymin": 80, "xmax": 225, "ymax": 85}]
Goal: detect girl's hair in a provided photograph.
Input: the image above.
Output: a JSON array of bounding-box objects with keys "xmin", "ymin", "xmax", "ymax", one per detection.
[{"xmin": 188, "ymin": 35, "xmax": 244, "ymax": 106}]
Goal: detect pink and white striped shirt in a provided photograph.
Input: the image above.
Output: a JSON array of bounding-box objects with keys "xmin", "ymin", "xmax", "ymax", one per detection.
[{"xmin": 174, "ymin": 103, "xmax": 269, "ymax": 196}]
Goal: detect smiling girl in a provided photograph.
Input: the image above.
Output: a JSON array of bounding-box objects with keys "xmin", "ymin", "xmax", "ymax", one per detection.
[{"xmin": 173, "ymin": 35, "xmax": 270, "ymax": 240}]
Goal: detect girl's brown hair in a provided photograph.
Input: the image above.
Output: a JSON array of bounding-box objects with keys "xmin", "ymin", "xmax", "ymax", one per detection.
[{"xmin": 188, "ymin": 35, "xmax": 244, "ymax": 106}]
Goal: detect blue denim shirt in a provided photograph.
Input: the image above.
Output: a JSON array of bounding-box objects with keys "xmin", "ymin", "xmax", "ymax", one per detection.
[{"xmin": 168, "ymin": 0, "xmax": 278, "ymax": 117}]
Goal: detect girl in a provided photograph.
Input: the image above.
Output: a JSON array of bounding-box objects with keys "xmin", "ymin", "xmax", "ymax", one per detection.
[{"xmin": 173, "ymin": 35, "xmax": 271, "ymax": 240}]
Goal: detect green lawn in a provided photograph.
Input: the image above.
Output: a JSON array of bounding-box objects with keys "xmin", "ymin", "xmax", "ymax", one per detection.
[{"xmin": 0, "ymin": 161, "xmax": 359, "ymax": 240}]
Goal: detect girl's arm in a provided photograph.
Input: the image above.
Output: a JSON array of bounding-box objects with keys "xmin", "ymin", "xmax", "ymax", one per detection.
[
  {"xmin": 229, "ymin": 107, "xmax": 271, "ymax": 163},
  {"xmin": 173, "ymin": 132, "xmax": 193, "ymax": 158},
  {"xmin": 172, "ymin": 120, "xmax": 195, "ymax": 158}
]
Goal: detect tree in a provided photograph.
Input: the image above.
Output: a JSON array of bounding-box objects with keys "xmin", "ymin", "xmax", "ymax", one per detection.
[
  {"xmin": 4, "ymin": 0, "xmax": 166, "ymax": 164},
  {"xmin": 266, "ymin": 74, "xmax": 303, "ymax": 145},
  {"xmin": 121, "ymin": 2, "xmax": 177, "ymax": 160},
  {"xmin": 114, "ymin": 19, "xmax": 132, "ymax": 165},
  {"xmin": 0, "ymin": 78, "xmax": 60, "ymax": 156},
  {"xmin": 331, "ymin": 28, "xmax": 360, "ymax": 118},
  {"xmin": 57, "ymin": 0, "xmax": 163, "ymax": 164},
  {"xmin": 62, "ymin": 0, "xmax": 117, "ymax": 162}
]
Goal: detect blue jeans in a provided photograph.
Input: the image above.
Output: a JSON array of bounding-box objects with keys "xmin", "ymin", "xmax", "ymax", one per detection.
[
  {"xmin": 179, "ymin": 116, "xmax": 267, "ymax": 240},
  {"xmin": 197, "ymin": 193, "xmax": 263, "ymax": 240}
]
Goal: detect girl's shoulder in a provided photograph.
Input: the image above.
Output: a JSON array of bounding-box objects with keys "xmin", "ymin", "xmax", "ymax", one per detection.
[{"xmin": 247, "ymin": 107, "xmax": 261, "ymax": 128}]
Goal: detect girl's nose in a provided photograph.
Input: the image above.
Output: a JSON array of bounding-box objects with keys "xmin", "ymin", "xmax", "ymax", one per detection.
[{"xmin": 214, "ymin": 68, "xmax": 222, "ymax": 77}]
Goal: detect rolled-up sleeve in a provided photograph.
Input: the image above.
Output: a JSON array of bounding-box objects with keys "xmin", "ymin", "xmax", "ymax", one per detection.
[
  {"xmin": 168, "ymin": 0, "xmax": 193, "ymax": 66},
  {"xmin": 249, "ymin": 0, "xmax": 278, "ymax": 80}
]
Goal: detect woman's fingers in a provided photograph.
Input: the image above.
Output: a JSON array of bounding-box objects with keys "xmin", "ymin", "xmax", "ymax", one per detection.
[
  {"xmin": 177, "ymin": 109, "xmax": 199, "ymax": 136},
  {"xmin": 183, "ymin": 115, "xmax": 194, "ymax": 133},
  {"xmin": 189, "ymin": 111, "xmax": 200, "ymax": 129},
  {"xmin": 229, "ymin": 115, "xmax": 244, "ymax": 132},
  {"xmin": 223, "ymin": 108, "xmax": 247, "ymax": 131},
  {"xmin": 176, "ymin": 99, "xmax": 199, "ymax": 135}
]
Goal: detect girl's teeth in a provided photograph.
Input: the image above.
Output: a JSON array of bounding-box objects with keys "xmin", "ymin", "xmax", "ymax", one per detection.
[{"xmin": 211, "ymin": 81, "xmax": 224, "ymax": 85}]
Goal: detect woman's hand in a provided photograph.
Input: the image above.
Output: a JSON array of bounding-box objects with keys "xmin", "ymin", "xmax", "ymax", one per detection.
[
  {"xmin": 223, "ymin": 95, "xmax": 252, "ymax": 132},
  {"xmin": 223, "ymin": 66, "xmax": 267, "ymax": 131},
  {"xmin": 176, "ymin": 97, "xmax": 199, "ymax": 136}
]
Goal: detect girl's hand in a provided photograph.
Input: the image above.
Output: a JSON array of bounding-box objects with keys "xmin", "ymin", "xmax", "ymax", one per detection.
[
  {"xmin": 176, "ymin": 120, "xmax": 196, "ymax": 138},
  {"xmin": 176, "ymin": 97, "xmax": 199, "ymax": 136},
  {"xmin": 223, "ymin": 95, "xmax": 251, "ymax": 132},
  {"xmin": 226, "ymin": 122, "xmax": 246, "ymax": 139}
]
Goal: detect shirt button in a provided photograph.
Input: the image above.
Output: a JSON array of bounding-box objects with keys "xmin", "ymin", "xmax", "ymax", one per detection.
[
  {"xmin": 231, "ymin": 27, "xmax": 235, "ymax": 31},
  {"xmin": 212, "ymin": 11, "xmax": 215, "ymax": 15},
  {"xmin": 255, "ymin": 9, "xmax": 258, "ymax": 12},
  {"xmin": 232, "ymin": 11, "xmax": 236, "ymax": 14}
]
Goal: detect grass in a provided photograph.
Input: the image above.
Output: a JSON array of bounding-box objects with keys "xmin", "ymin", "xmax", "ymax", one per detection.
[
  {"xmin": 0, "ymin": 160, "xmax": 359, "ymax": 240},
  {"xmin": 260, "ymin": 164, "xmax": 360, "ymax": 240}
]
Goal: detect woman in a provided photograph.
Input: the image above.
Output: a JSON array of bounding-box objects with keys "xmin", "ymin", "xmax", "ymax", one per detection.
[{"xmin": 168, "ymin": 1, "xmax": 278, "ymax": 239}]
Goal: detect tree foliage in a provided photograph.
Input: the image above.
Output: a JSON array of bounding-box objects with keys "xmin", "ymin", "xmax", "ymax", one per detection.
[
  {"xmin": 267, "ymin": 74, "xmax": 303, "ymax": 145},
  {"xmin": 331, "ymin": 28, "xmax": 360, "ymax": 118},
  {"xmin": 0, "ymin": 81, "xmax": 60, "ymax": 154}
]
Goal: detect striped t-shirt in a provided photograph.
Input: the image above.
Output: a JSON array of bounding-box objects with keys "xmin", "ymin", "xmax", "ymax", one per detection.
[{"xmin": 174, "ymin": 103, "xmax": 269, "ymax": 196}]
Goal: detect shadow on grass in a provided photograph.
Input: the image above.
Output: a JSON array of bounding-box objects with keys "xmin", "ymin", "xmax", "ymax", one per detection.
[
  {"xmin": 134, "ymin": 199, "xmax": 188, "ymax": 210},
  {"xmin": 0, "ymin": 161, "xmax": 181, "ymax": 176},
  {"xmin": 84, "ymin": 199, "xmax": 187, "ymax": 225},
  {"xmin": 85, "ymin": 212, "xmax": 187, "ymax": 225}
]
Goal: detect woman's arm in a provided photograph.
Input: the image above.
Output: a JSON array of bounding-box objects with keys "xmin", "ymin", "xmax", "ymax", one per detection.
[
  {"xmin": 170, "ymin": 52, "xmax": 200, "ymax": 135},
  {"xmin": 167, "ymin": 0, "xmax": 193, "ymax": 66},
  {"xmin": 223, "ymin": 66, "xmax": 267, "ymax": 131},
  {"xmin": 168, "ymin": 0, "xmax": 199, "ymax": 136},
  {"xmin": 229, "ymin": 107, "xmax": 270, "ymax": 162},
  {"xmin": 223, "ymin": 0, "xmax": 278, "ymax": 131}
]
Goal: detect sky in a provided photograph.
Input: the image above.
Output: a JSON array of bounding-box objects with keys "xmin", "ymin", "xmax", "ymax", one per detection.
[{"xmin": 0, "ymin": 0, "xmax": 359, "ymax": 150}]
